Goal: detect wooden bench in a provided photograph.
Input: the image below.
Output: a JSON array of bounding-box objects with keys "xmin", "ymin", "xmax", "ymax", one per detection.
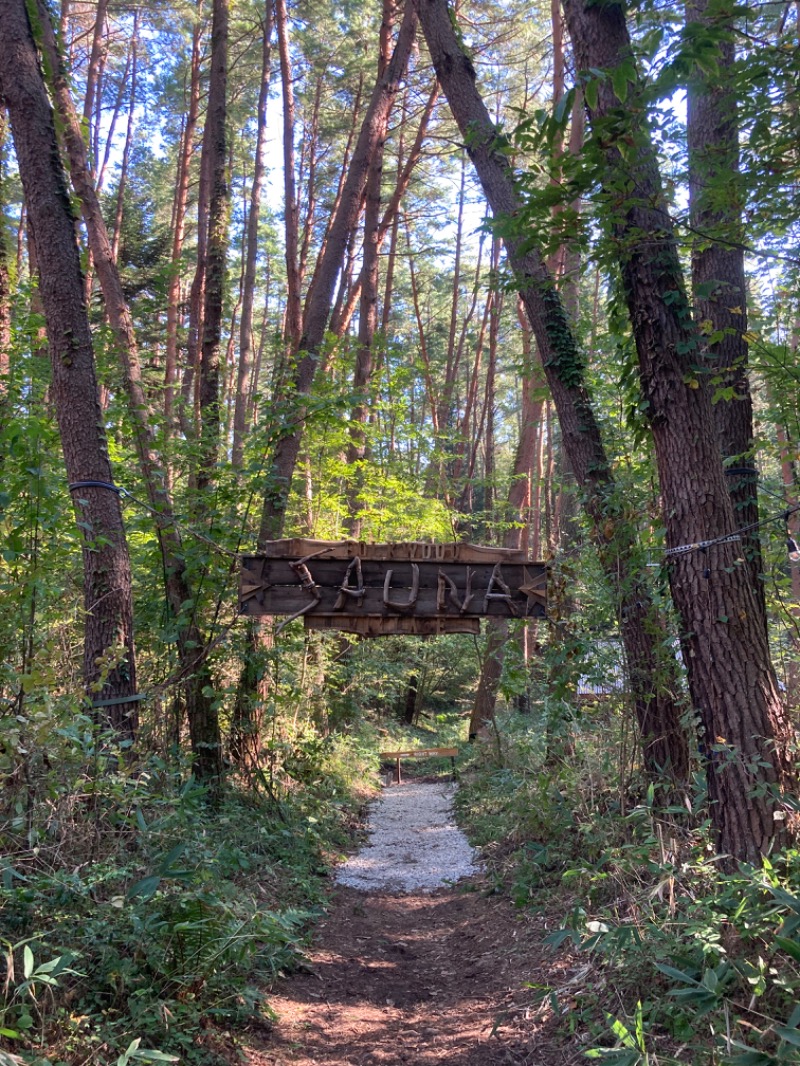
[{"xmin": 379, "ymin": 747, "xmax": 459, "ymax": 784}]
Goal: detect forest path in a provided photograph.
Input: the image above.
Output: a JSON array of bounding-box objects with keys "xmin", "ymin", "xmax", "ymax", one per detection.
[{"xmin": 243, "ymin": 782, "xmax": 572, "ymax": 1066}]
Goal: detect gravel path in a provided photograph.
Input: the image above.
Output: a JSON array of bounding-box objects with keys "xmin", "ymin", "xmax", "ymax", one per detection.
[{"xmin": 335, "ymin": 781, "xmax": 480, "ymax": 894}]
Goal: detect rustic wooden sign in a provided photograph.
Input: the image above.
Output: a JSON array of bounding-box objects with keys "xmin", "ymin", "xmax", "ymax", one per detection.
[{"xmin": 239, "ymin": 539, "xmax": 547, "ymax": 636}]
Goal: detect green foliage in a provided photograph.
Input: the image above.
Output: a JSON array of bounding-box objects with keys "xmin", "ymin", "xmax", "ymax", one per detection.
[
  {"xmin": 0, "ymin": 730, "xmax": 371, "ymax": 1064},
  {"xmin": 458, "ymin": 706, "xmax": 800, "ymax": 1065}
]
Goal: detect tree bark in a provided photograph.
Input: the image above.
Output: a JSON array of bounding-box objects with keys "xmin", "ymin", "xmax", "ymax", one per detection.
[
  {"xmin": 195, "ymin": 0, "xmax": 230, "ymax": 500},
  {"xmin": 686, "ymin": 0, "xmax": 766, "ymax": 634},
  {"xmin": 34, "ymin": 0, "xmax": 223, "ymax": 790},
  {"xmin": 232, "ymin": 0, "xmax": 273, "ymax": 470},
  {"xmin": 276, "ymin": 0, "xmax": 302, "ymax": 350},
  {"xmin": 416, "ymin": 0, "xmax": 689, "ymax": 786},
  {"xmin": 0, "ymin": 107, "xmax": 10, "ymax": 406},
  {"xmin": 0, "ymin": 0, "xmax": 138, "ymax": 739},
  {"xmin": 258, "ymin": 0, "xmax": 418, "ymax": 544},
  {"xmin": 82, "ymin": 0, "xmax": 109, "ymax": 167},
  {"xmin": 344, "ymin": 0, "xmax": 395, "ymax": 536},
  {"xmin": 563, "ymin": 0, "xmax": 797, "ymax": 862},
  {"xmin": 469, "ymin": 290, "xmax": 544, "ymax": 739},
  {"xmin": 110, "ymin": 13, "xmax": 138, "ymax": 264},
  {"xmin": 165, "ymin": 9, "xmax": 202, "ymax": 433}
]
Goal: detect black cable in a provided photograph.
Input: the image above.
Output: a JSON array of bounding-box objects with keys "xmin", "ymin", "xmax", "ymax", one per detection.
[{"xmin": 68, "ymin": 480, "xmax": 124, "ymax": 494}]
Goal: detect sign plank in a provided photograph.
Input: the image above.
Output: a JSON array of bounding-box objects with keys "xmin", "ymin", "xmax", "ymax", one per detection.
[
  {"xmin": 259, "ymin": 538, "xmax": 527, "ymax": 564},
  {"xmin": 305, "ymin": 616, "xmax": 481, "ymax": 636},
  {"xmin": 238, "ymin": 541, "xmax": 547, "ymax": 635}
]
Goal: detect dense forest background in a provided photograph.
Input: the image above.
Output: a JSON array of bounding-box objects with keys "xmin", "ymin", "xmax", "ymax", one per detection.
[{"xmin": 2, "ymin": 0, "xmax": 800, "ymax": 1061}]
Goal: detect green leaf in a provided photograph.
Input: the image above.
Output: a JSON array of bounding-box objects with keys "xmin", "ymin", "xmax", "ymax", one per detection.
[
  {"xmin": 776, "ymin": 936, "xmax": 800, "ymax": 964},
  {"xmin": 610, "ymin": 65, "xmax": 629, "ymax": 103},
  {"xmin": 159, "ymin": 842, "xmax": 187, "ymax": 873},
  {"xmin": 654, "ymin": 962, "xmax": 698, "ymax": 985},
  {"xmin": 117, "ymin": 1038, "xmax": 141, "ymax": 1066},
  {"xmin": 22, "ymin": 945, "xmax": 34, "ymax": 980},
  {"xmin": 553, "ymin": 87, "xmax": 576, "ymax": 126},
  {"xmin": 775, "ymin": 1027, "xmax": 800, "ymax": 1048},
  {"xmin": 725, "ymin": 1047, "xmax": 774, "ymax": 1065},
  {"xmin": 584, "ymin": 77, "xmax": 599, "ymax": 111},
  {"xmin": 127, "ymin": 874, "xmax": 162, "ymax": 900},
  {"xmin": 607, "ymin": 1014, "xmax": 637, "ymax": 1049},
  {"xmin": 33, "ymin": 955, "xmax": 67, "ymax": 975}
]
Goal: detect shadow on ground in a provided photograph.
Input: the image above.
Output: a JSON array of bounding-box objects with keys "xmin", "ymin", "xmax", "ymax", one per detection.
[{"xmin": 244, "ymin": 885, "xmax": 576, "ymax": 1066}]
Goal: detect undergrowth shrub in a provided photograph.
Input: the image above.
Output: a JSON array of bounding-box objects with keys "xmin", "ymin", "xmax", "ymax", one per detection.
[
  {"xmin": 0, "ymin": 714, "xmax": 376, "ymax": 1065},
  {"xmin": 457, "ymin": 706, "xmax": 800, "ymax": 1065}
]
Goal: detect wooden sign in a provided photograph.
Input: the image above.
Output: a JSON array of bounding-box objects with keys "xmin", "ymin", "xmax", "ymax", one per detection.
[{"xmin": 239, "ymin": 540, "xmax": 547, "ymax": 636}]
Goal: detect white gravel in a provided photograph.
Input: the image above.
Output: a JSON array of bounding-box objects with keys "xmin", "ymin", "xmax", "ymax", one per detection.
[{"xmin": 335, "ymin": 781, "xmax": 481, "ymax": 894}]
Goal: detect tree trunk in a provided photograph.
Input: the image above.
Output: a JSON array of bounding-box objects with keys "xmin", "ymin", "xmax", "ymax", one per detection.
[
  {"xmin": 232, "ymin": 0, "xmax": 273, "ymax": 470},
  {"xmin": 344, "ymin": 0, "xmax": 395, "ymax": 537},
  {"xmin": 34, "ymin": 0, "xmax": 223, "ymax": 790},
  {"xmin": 195, "ymin": 0, "xmax": 229, "ymax": 501},
  {"xmin": 95, "ymin": 38, "xmax": 133, "ymax": 194},
  {"xmin": 563, "ymin": 0, "xmax": 797, "ymax": 862},
  {"xmin": 257, "ymin": 1, "xmax": 418, "ymax": 544},
  {"xmin": 110, "ymin": 13, "xmax": 138, "ymax": 263},
  {"xmin": 469, "ymin": 300, "xmax": 543, "ymax": 738},
  {"xmin": 165, "ymin": 9, "xmax": 202, "ymax": 433},
  {"xmin": 404, "ymin": 673, "xmax": 419, "ymax": 725},
  {"xmin": 0, "ymin": 107, "xmax": 10, "ymax": 406},
  {"xmin": 0, "ymin": 0, "xmax": 138, "ymax": 739},
  {"xmin": 276, "ymin": 0, "xmax": 302, "ymax": 349},
  {"xmin": 416, "ymin": 0, "xmax": 689, "ymax": 786},
  {"xmin": 686, "ymin": 0, "xmax": 766, "ymax": 634},
  {"xmin": 82, "ymin": 0, "xmax": 109, "ymax": 167},
  {"xmin": 235, "ymin": 3, "xmax": 419, "ymax": 763},
  {"xmin": 332, "ymin": 80, "xmax": 439, "ymax": 341},
  {"xmin": 778, "ymin": 424, "xmax": 800, "ymax": 709},
  {"xmin": 182, "ymin": 15, "xmax": 215, "ymax": 441}
]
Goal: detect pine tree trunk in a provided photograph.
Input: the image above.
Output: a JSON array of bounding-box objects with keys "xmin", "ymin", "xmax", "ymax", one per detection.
[
  {"xmin": 563, "ymin": 0, "xmax": 797, "ymax": 862},
  {"xmin": 469, "ymin": 304, "xmax": 543, "ymax": 738},
  {"xmin": 416, "ymin": 0, "xmax": 689, "ymax": 786},
  {"xmin": 257, "ymin": 2, "xmax": 418, "ymax": 543},
  {"xmin": 232, "ymin": 0, "xmax": 273, "ymax": 471},
  {"xmin": 110, "ymin": 14, "xmax": 138, "ymax": 263},
  {"xmin": 778, "ymin": 425, "xmax": 800, "ymax": 708},
  {"xmin": 81, "ymin": 0, "xmax": 108, "ymax": 164},
  {"xmin": 34, "ymin": 0, "xmax": 222, "ymax": 791},
  {"xmin": 165, "ymin": 10, "xmax": 202, "ymax": 433},
  {"xmin": 686, "ymin": 0, "xmax": 766, "ymax": 634},
  {"xmin": 0, "ymin": 108, "xmax": 10, "ymax": 404},
  {"xmin": 195, "ymin": 0, "xmax": 229, "ymax": 496},
  {"xmin": 333, "ymin": 80, "xmax": 439, "ymax": 340},
  {"xmin": 0, "ymin": 0, "xmax": 138, "ymax": 739},
  {"xmin": 344, "ymin": 0, "xmax": 395, "ymax": 537},
  {"xmin": 276, "ymin": 0, "xmax": 302, "ymax": 350}
]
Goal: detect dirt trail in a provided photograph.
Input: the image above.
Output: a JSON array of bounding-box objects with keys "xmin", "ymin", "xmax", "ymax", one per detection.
[
  {"xmin": 244, "ymin": 785, "xmax": 572, "ymax": 1066},
  {"xmin": 244, "ymin": 886, "xmax": 569, "ymax": 1065}
]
